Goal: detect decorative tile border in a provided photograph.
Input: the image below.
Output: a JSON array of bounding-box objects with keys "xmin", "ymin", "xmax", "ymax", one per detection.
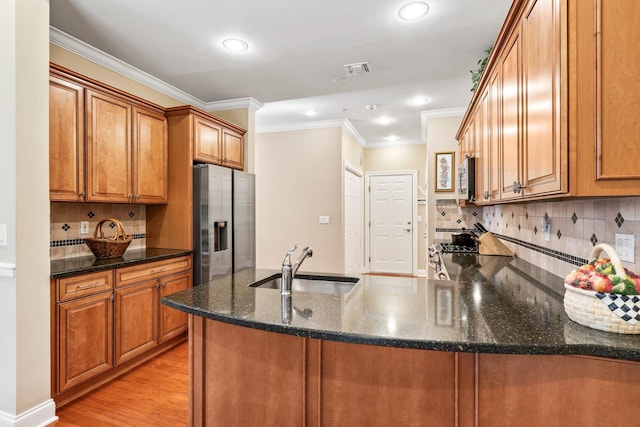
[
  {"xmin": 435, "ymin": 227, "xmax": 588, "ymax": 267},
  {"xmin": 50, "ymin": 234, "xmax": 146, "ymax": 247}
]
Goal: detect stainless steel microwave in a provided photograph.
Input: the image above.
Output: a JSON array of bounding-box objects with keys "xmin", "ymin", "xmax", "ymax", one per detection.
[{"xmin": 458, "ymin": 157, "xmax": 476, "ymax": 202}]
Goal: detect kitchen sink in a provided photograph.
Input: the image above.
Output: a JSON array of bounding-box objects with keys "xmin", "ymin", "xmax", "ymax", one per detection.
[{"xmin": 249, "ymin": 274, "xmax": 359, "ymax": 295}]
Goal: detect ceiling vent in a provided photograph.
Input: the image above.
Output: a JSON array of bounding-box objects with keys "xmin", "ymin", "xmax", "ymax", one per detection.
[{"xmin": 344, "ymin": 62, "xmax": 371, "ymax": 77}]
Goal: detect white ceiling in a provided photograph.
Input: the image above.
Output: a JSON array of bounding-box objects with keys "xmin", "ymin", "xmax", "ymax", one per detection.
[{"xmin": 50, "ymin": 0, "xmax": 512, "ymax": 147}]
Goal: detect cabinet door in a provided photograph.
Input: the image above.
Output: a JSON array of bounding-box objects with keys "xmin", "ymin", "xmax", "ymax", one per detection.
[
  {"xmin": 132, "ymin": 106, "xmax": 168, "ymax": 204},
  {"xmin": 159, "ymin": 270, "xmax": 191, "ymax": 343},
  {"xmin": 114, "ymin": 279, "xmax": 159, "ymax": 365},
  {"xmin": 500, "ymin": 31, "xmax": 522, "ymax": 200},
  {"xmin": 222, "ymin": 129, "xmax": 244, "ymax": 170},
  {"xmin": 86, "ymin": 89, "xmax": 132, "ymax": 203},
  {"xmin": 49, "ymin": 76, "xmax": 85, "ymax": 202},
  {"xmin": 58, "ymin": 292, "xmax": 113, "ymax": 393},
  {"xmin": 572, "ymin": 0, "xmax": 640, "ymax": 196},
  {"xmin": 194, "ymin": 116, "xmax": 222, "ymax": 164},
  {"xmin": 488, "ymin": 71, "xmax": 501, "ymax": 202},
  {"xmin": 476, "ymin": 89, "xmax": 489, "ymax": 205},
  {"xmin": 521, "ymin": 0, "xmax": 565, "ymax": 196}
]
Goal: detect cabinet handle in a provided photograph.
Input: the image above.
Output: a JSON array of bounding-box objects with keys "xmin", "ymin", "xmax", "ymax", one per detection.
[
  {"xmin": 80, "ymin": 191, "xmax": 86, "ymax": 198},
  {"xmin": 156, "ymin": 280, "xmax": 161, "ymax": 288},
  {"xmin": 75, "ymin": 282, "xmax": 98, "ymax": 291},
  {"xmin": 129, "ymin": 193, "xmax": 134, "ymax": 202},
  {"xmin": 136, "ymin": 194, "xmax": 140, "ymax": 201},
  {"xmin": 151, "ymin": 268, "xmax": 166, "ymax": 274},
  {"xmin": 513, "ymin": 180, "xmax": 527, "ymax": 194},
  {"xmin": 405, "ymin": 228, "xmax": 411, "ymax": 232}
]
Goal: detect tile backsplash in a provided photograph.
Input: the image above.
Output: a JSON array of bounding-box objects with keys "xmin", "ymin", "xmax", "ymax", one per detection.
[
  {"xmin": 50, "ymin": 202, "xmax": 146, "ymax": 259},
  {"xmin": 436, "ymin": 197, "xmax": 640, "ymax": 279}
]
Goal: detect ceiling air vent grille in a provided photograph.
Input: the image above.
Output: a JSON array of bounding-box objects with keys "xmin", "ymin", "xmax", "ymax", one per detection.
[{"xmin": 344, "ymin": 62, "xmax": 371, "ymax": 77}]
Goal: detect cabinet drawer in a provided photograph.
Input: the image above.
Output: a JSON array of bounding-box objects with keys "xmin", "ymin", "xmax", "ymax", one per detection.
[
  {"xmin": 115, "ymin": 255, "xmax": 192, "ymax": 288},
  {"xmin": 58, "ymin": 270, "xmax": 114, "ymax": 302}
]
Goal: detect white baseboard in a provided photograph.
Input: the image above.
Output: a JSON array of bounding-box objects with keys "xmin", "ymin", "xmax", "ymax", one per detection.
[
  {"xmin": 0, "ymin": 399, "xmax": 57, "ymax": 427},
  {"xmin": 416, "ymin": 269, "xmax": 427, "ymax": 277}
]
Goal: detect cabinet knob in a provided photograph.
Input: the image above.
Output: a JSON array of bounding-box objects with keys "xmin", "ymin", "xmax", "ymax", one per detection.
[
  {"xmin": 483, "ymin": 191, "xmax": 490, "ymax": 200},
  {"xmin": 513, "ymin": 180, "xmax": 526, "ymax": 194}
]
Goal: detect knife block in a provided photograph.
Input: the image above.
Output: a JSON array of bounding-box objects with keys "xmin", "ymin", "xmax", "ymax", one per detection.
[{"xmin": 478, "ymin": 232, "xmax": 514, "ymax": 256}]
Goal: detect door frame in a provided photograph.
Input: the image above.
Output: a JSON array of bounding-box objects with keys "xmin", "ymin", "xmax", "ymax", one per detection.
[
  {"xmin": 364, "ymin": 170, "xmax": 418, "ymax": 276},
  {"xmin": 343, "ymin": 160, "xmax": 364, "ymax": 275}
]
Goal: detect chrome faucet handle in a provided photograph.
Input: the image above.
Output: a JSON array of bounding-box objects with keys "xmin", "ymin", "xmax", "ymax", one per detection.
[{"xmin": 282, "ymin": 244, "xmax": 298, "ymax": 266}]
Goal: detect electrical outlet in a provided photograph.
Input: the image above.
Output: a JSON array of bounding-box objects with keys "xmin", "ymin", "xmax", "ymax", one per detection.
[
  {"xmin": 615, "ymin": 233, "xmax": 635, "ymax": 263},
  {"xmin": 80, "ymin": 221, "xmax": 90, "ymax": 235},
  {"xmin": 319, "ymin": 216, "xmax": 330, "ymax": 224},
  {"xmin": 544, "ymin": 223, "xmax": 551, "ymax": 242}
]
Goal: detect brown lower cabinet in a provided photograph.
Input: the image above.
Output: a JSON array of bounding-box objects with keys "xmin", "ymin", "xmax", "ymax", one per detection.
[
  {"xmin": 191, "ymin": 316, "xmax": 640, "ymax": 427},
  {"xmin": 52, "ymin": 255, "xmax": 192, "ymax": 407}
]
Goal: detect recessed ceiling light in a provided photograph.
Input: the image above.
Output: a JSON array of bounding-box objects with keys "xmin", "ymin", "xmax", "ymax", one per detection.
[
  {"xmin": 304, "ymin": 110, "xmax": 319, "ymax": 117},
  {"xmin": 387, "ymin": 135, "xmax": 399, "ymax": 142},
  {"xmin": 222, "ymin": 38, "xmax": 249, "ymax": 52},
  {"xmin": 409, "ymin": 96, "xmax": 430, "ymax": 106},
  {"xmin": 376, "ymin": 116, "xmax": 392, "ymax": 125},
  {"xmin": 366, "ymin": 104, "xmax": 377, "ymax": 111},
  {"xmin": 398, "ymin": 1, "xmax": 430, "ymax": 21}
]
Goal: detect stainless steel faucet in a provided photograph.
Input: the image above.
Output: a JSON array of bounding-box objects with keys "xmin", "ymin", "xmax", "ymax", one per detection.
[{"xmin": 281, "ymin": 244, "xmax": 313, "ymax": 295}]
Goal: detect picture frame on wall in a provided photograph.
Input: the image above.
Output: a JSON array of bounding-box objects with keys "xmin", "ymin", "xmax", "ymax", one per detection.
[{"xmin": 434, "ymin": 151, "xmax": 455, "ymax": 192}]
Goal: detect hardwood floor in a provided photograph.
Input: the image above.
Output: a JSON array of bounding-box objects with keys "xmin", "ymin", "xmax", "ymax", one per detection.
[{"xmin": 52, "ymin": 342, "xmax": 188, "ymax": 427}]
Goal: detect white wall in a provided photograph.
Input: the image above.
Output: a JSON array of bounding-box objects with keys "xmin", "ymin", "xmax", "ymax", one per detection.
[
  {"xmin": 255, "ymin": 128, "xmax": 343, "ymax": 273},
  {"xmin": 425, "ymin": 115, "xmax": 464, "ymax": 245},
  {"xmin": 0, "ymin": 0, "xmax": 55, "ymax": 425}
]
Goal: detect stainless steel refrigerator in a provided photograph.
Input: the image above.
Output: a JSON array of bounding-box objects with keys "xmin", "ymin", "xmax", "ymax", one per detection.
[{"xmin": 193, "ymin": 164, "xmax": 255, "ymax": 286}]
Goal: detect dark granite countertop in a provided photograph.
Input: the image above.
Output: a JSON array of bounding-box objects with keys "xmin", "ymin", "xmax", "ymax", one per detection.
[
  {"xmin": 162, "ymin": 256, "xmax": 640, "ymax": 361},
  {"xmin": 51, "ymin": 248, "xmax": 192, "ymax": 278}
]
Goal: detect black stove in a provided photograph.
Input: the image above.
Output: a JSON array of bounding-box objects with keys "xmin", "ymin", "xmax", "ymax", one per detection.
[{"xmin": 439, "ymin": 242, "xmax": 479, "ymax": 254}]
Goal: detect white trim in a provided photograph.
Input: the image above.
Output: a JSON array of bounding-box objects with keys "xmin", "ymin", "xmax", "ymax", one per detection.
[
  {"xmin": 364, "ymin": 170, "xmax": 419, "ymax": 276},
  {"xmin": 0, "ymin": 262, "xmax": 16, "ymax": 278},
  {"xmin": 205, "ymin": 97, "xmax": 264, "ymax": 112},
  {"xmin": 343, "ymin": 161, "xmax": 365, "ymax": 276},
  {"xmin": 343, "ymin": 159, "xmax": 363, "ymax": 177},
  {"xmin": 342, "ymin": 119, "xmax": 367, "ymax": 147},
  {"xmin": 0, "ymin": 399, "xmax": 57, "ymax": 427},
  {"xmin": 50, "ymin": 26, "xmax": 207, "ymax": 109},
  {"xmin": 420, "ymin": 107, "xmax": 467, "ymax": 119},
  {"xmin": 366, "ymin": 139, "xmax": 425, "ymax": 148},
  {"xmin": 255, "ymin": 119, "xmax": 347, "ymax": 134},
  {"xmin": 51, "ymin": 27, "xmax": 266, "ymax": 113},
  {"xmin": 416, "ymin": 269, "xmax": 427, "ymax": 277}
]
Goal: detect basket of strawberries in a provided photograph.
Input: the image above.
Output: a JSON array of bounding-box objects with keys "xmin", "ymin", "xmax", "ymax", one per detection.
[{"xmin": 564, "ymin": 243, "xmax": 640, "ymax": 334}]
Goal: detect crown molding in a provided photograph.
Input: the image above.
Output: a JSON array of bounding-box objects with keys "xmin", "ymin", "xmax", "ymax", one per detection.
[
  {"xmin": 366, "ymin": 139, "xmax": 425, "ymax": 148},
  {"xmin": 205, "ymin": 97, "xmax": 264, "ymax": 112},
  {"xmin": 50, "ymin": 26, "xmax": 209, "ymax": 108},
  {"xmin": 255, "ymin": 118, "xmax": 348, "ymax": 134},
  {"xmin": 343, "ymin": 119, "xmax": 367, "ymax": 147},
  {"xmin": 420, "ymin": 106, "xmax": 467, "ymax": 142},
  {"xmin": 420, "ymin": 106, "xmax": 467, "ymax": 120}
]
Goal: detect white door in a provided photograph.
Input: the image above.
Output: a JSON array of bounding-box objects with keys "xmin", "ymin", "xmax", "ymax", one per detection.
[
  {"xmin": 369, "ymin": 174, "xmax": 413, "ymax": 275},
  {"xmin": 344, "ymin": 167, "xmax": 363, "ymax": 275}
]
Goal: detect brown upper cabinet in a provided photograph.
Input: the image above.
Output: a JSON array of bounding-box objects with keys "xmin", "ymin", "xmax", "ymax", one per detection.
[
  {"xmin": 49, "ymin": 75, "xmax": 85, "ymax": 202},
  {"xmin": 50, "ymin": 65, "xmax": 168, "ymax": 204},
  {"xmin": 458, "ymin": 0, "xmax": 638, "ymax": 204},
  {"xmin": 168, "ymin": 105, "xmax": 246, "ymax": 170}
]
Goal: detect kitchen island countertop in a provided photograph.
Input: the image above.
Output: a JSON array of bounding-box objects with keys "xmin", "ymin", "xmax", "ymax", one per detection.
[{"xmin": 163, "ymin": 255, "xmax": 640, "ymax": 362}]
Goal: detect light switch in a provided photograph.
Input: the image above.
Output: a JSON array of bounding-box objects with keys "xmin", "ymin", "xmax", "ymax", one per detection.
[
  {"xmin": 0, "ymin": 224, "xmax": 6, "ymax": 247},
  {"xmin": 319, "ymin": 216, "xmax": 330, "ymax": 224}
]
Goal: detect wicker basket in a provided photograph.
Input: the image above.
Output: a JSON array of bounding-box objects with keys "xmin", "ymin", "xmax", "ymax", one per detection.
[
  {"xmin": 84, "ymin": 218, "xmax": 132, "ymax": 259},
  {"xmin": 563, "ymin": 243, "xmax": 640, "ymax": 334}
]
